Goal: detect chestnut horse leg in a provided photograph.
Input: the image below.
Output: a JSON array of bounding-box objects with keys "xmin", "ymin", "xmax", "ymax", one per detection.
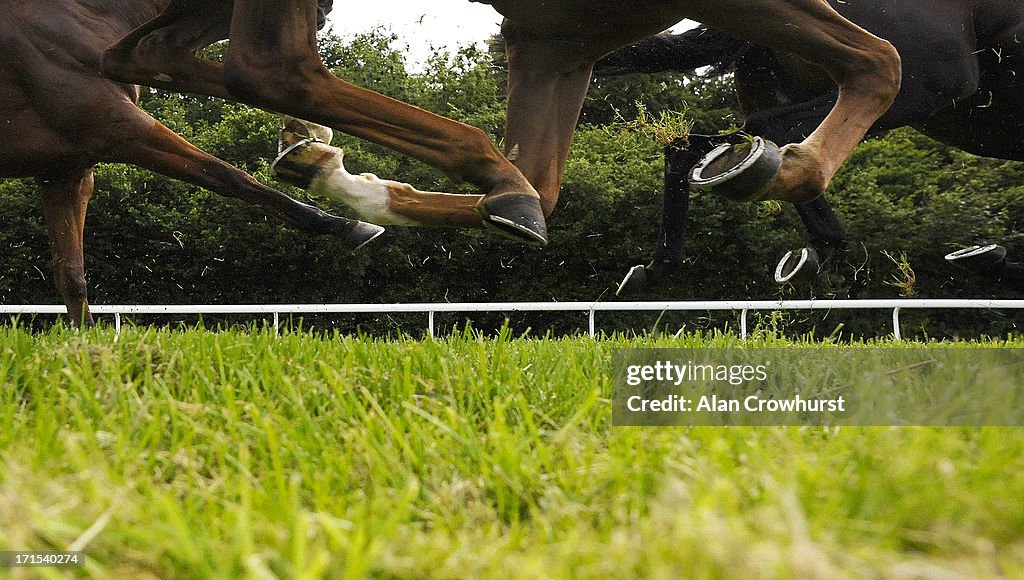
[
  {"xmin": 101, "ymin": 0, "xmax": 234, "ymax": 100},
  {"xmin": 108, "ymin": 111, "xmax": 384, "ymax": 247},
  {"xmin": 501, "ymin": 29, "xmax": 597, "ymax": 217},
  {"xmin": 684, "ymin": 0, "xmax": 901, "ymax": 203},
  {"xmin": 105, "ymin": 6, "xmax": 488, "ymax": 232},
  {"xmin": 40, "ymin": 170, "xmax": 95, "ymax": 327},
  {"xmin": 104, "ymin": 0, "xmax": 547, "ymax": 245},
  {"xmin": 223, "ymin": 0, "xmax": 546, "ymax": 244},
  {"xmin": 272, "ymin": 118, "xmax": 485, "ymax": 228}
]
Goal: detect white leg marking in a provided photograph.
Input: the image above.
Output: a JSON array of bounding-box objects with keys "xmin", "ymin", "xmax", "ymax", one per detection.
[{"xmin": 308, "ymin": 149, "xmax": 419, "ymax": 226}]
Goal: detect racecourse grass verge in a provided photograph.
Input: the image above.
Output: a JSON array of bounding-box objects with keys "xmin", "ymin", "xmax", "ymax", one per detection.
[{"xmin": 2, "ymin": 324, "xmax": 1023, "ymax": 578}]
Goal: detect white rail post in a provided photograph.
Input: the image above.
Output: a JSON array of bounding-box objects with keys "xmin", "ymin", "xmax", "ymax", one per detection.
[
  {"xmin": 741, "ymin": 308, "xmax": 749, "ymax": 340},
  {"xmin": 273, "ymin": 312, "xmax": 280, "ymax": 336},
  {"xmin": 588, "ymin": 309, "xmax": 596, "ymax": 338},
  {"xmin": 892, "ymin": 307, "xmax": 902, "ymax": 340},
  {"xmin": 428, "ymin": 310, "xmax": 435, "ymax": 338},
  {"xmin": 114, "ymin": 312, "xmax": 122, "ymax": 336}
]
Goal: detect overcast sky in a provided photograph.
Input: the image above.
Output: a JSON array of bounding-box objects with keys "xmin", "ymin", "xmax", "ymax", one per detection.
[{"xmin": 326, "ymin": 2, "xmax": 695, "ymax": 68}]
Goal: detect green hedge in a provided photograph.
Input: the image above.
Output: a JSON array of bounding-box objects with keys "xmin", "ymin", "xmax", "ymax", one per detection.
[{"xmin": 2, "ymin": 32, "xmax": 1021, "ymax": 338}]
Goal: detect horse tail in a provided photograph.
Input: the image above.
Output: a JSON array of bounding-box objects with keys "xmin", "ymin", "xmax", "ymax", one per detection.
[{"xmin": 594, "ymin": 26, "xmax": 752, "ymax": 76}]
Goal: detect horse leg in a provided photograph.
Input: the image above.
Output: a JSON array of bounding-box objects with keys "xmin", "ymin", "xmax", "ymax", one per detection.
[
  {"xmin": 103, "ymin": 0, "xmax": 544, "ymax": 244},
  {"xmin": 272, "ymin": 118, "xmax": 485, "ymax": 228},
  {"xmin": 617, "ymin": 133, "xmax": 849, "ymax": 293},
  {"xmin": 110, "ymin": 10, "xmax": 488, "ymax": 234},
  {"xmin": 499, "ymin": 27, "xmax": 599, "ymax": 220},
  {"xmin": 685, "ymin": 0, "xmax": 901, "ymax": 204},
  {"xmin": 917, "ymin": 34, "xmax": 1024, "ymax": 292},
  {"xmin": 617, "ymin": 134, "xmax": 720, "ymax": 295},
  {"xmin": 39, "ymin": 170, "xmax": 95, "ymax": 327},
  {"xmin": 768, "ymin": 198, "xmax": 848, "ymax": 283},
  {"xmin": 102, "ymin": 0, "xmax": 234, "ymax": 100},
  {"xmin": 946, "ymin": 245, "xmax": 1024, "ymax": 292},
  {"xmin": 108, "ymin": 111, "xmax": 383, "ymax": 248},
  {"xmin": 218, "ymin": 0, "xmax": 546, "ymax": 245}
]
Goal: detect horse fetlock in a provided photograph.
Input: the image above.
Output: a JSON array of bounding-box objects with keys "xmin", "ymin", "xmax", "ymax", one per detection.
[
  {"xmin": 762, "ymin": 144, "xmax": 829, "ymax": 202},
  {"xmin": 53, "ymin": 264, "xmax": 89, "ymax": 304}
]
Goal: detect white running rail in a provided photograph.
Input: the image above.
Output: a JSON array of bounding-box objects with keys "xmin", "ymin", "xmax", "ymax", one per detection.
[{"xmin": 4, "ymin": 299, "xmax": 1023, "ymax": 339}]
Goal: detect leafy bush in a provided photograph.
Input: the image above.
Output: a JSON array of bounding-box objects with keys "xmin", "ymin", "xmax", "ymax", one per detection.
[{"xmin": 2, "ymin": 31, "xmax": 1021, "ymax": 337}]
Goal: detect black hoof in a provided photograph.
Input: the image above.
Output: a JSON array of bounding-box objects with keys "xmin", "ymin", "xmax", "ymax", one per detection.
[
  {"xmin": 616, "ymin": 264, "xmax": 648, "ymax": 296},
  {"xmin": 476, "ymin": 193, "xmax": 548, "ymax": 247},
  {"xmin": 945, "ymin": 244, "xmax": 1007, "ymax": 273},
  {"xmin": 689, "ymin": 136, "xmax": 782, "ymax": 202},
  {"xmin": 344, "ymin": 220, "xmax": 386, "ymax": 252},
  {"xmin": 775, "ymin": 247, "xmax": 821, "ymax": 284}
]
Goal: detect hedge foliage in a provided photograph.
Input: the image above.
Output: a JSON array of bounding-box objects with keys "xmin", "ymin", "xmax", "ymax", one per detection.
[{"xmin": 2, "ymin": 31, "xmax": 1021, "ymax": 337}]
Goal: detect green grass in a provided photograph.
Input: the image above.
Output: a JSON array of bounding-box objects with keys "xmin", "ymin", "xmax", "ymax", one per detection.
[{"xmin": 2, "ymin": 325, "xmax": 1024, "ymax": 578}]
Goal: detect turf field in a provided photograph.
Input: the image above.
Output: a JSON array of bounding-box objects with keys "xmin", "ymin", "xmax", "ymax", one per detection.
[{"xmin": 2, "ymin": 325, "xmax": 1023, "ymax": 578}]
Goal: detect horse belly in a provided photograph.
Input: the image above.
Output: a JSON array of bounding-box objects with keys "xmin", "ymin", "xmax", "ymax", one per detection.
[
  {"xmin": 489, "ymin": 0, "xmax": 682, "ymax": 43},
  {"xmin": 973, "ymin": 0, "xmax": 1024, "ymax": 46}
]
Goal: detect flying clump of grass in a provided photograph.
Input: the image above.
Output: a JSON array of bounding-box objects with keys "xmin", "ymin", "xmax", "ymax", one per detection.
[
  {"xmin": 604, "ymin": 100, "xmax": 691, "ymax": 147},
  {"xmin": 883, "ymin": 249, "xmax": 918, "ymax": 297}
]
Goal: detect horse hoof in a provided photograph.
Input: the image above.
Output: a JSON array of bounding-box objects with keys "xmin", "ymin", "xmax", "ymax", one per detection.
[
  {"xmin": 345, "ymin": 221, "xmax": 386, "ymax": 252},
  {"xmin": 616, "ymin": 264, "xmax": 648, "ymax": 296},
  {"xmin": 689, "ymin": 136, "xmax": 782, "ymax": 202},
  {"xmin": 280, "ymin": 117, "xmax": 333, "ymax": 148},
  {"xmin": 945, "ymin": 244, "xmax": 1007, "ymax": 273},
  {"xmin": 271, "ymin": 137, "xmax": 338, "ymax": 189},
  {"xmin": 774, "ymin": 246, "xmax": 821, "ymax": 284},
  {"xmin": 476, "ymin": 193, "xmax": 548, "ymax": 247}
]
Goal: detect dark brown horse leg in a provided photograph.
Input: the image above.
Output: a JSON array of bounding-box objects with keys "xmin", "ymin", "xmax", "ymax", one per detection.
[
  {"xmin": 219, "ymin": 0, "xmax": 545, "ymax": 245},
  {"xmin": 40, "ymin": 170, "xmax": 95, "ymax": 327},
  {"xmin": 112, "ymin": 115, "xmax": 383, "ymax": 248},
  {"xmin": 772, "ymin": 198, "xmax": 850, "ymax": 284},
  {"xmin": 617, "ymin": 135, "xmax": 720, "ymax": 295},
  {"xmin": 796, "ymin": 199, "xmax": 848, "ymax": 255}
]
